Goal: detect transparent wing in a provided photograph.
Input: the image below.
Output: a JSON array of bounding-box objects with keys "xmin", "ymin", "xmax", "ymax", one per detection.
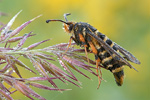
[
  {"xmin": 114, "ymin": 43, "xmax": 141, "ymax": 64},
  {"xmin": 86, "ymin": 29, "xmax": 137, "ymax": 70}
]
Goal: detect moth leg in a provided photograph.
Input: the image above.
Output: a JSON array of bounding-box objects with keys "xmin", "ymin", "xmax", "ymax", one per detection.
[
  {"xmin": 64, "ymin": 36, "xmax": 77, "ymax": 54},
  {"xmin": 88, "ymin": 41, "xmax": 102, "ymax": 88},
  {"xmin": 96, "ymin": 57, "xmax": 101, "ymax": 89},
  {"xmin": 78, "ymin": 33, "xmax": 89, "ymax": 64},
  {"xmin": 84, "ymin": 46, "xmax": 90, "ymax": 64}
]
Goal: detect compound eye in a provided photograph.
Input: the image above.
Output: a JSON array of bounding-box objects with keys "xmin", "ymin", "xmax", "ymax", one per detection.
[{"xmin": 69, "ymin": 24, "xmax": 73, "ymax": 31}]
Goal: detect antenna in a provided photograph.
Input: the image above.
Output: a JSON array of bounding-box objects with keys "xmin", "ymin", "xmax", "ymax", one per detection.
[
  {"xmin": 46, "ymin": 19, "xmax": 69, "ymax": 25},
  {"xmin": 64, "ymin": 13, "xmax": 71, "ymax": 22}
]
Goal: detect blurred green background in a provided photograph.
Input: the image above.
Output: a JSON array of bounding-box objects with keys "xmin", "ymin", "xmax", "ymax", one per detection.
[{"xmin": 0, "ymin": 0, "xmax": 150, "ymax": 100}]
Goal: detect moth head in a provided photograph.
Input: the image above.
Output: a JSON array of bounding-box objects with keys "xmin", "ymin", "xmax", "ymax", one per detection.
[{"xmin": 46, "ymin": 13, "xmax": 74, "ymax": 33}]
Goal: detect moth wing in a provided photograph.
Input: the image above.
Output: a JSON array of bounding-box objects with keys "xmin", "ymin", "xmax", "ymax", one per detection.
[
  {"xmin": 86, "ymin": 29, "xmax": 137, "ymax": 70},
  {"xmin": 114, "ymin": 43, "xmax": 141, "ymax": 64}
]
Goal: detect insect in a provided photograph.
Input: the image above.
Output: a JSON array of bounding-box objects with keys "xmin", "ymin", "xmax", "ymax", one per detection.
[{"xmin": 46, "ymin": 13, "xmax": 141, "ymax": 88}]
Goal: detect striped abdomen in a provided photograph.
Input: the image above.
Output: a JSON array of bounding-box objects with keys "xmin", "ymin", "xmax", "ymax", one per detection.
[
  {"xmin": 93, "ymin": 30, "xmax": 125, "ymax": 86},
  {"xmin": 72, "ymin": 23, "xmax": 125, "ymax": 86}
]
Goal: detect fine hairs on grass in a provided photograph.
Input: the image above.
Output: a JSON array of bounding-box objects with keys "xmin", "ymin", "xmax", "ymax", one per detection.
[{"xmin": 0, "ymin": 11, "xmax": 101, "ymax": 100}]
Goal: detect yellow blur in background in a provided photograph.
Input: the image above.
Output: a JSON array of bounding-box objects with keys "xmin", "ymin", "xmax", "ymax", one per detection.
[{"xmin": 0, "ymin": 0, "xmax": 150, "ymax": 100}]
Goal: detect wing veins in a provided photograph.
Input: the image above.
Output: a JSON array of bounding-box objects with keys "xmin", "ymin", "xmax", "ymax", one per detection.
[
  {"xmin": 115, "ymin": 43, "xmax": 141, "ymax": 64},
  {"xmin": 86, "ymin": 27, "xmax": 136, "ymax": 70}
]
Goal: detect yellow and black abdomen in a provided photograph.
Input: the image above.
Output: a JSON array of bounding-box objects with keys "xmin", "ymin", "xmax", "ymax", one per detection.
[
  {"xmin": 94, "ymin": 31, "xmax": 125, "ymax": 86},
  {"xmin": 72, "ymin": 23, "xmax": 125, "ymax": 86}
]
